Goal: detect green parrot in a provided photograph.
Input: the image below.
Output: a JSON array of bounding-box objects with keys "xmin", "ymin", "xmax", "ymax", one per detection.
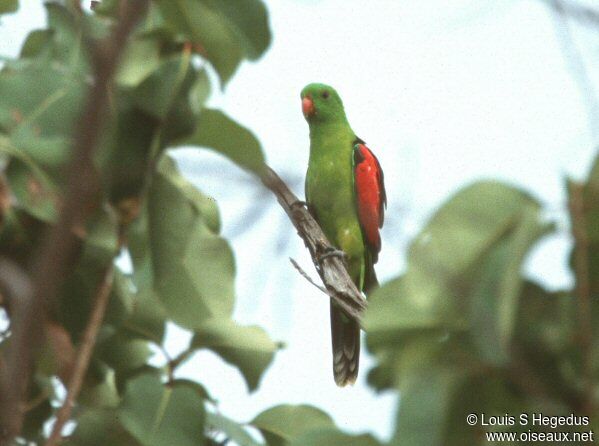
[{"xmin": 301, "ymin": 83, "xmax": 386, "ymax": 386}]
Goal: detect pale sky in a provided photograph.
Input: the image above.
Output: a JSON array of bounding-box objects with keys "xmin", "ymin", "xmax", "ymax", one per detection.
[{"xmin": 2, "ymin": 0, "xmax": 598, "ymax": 441}]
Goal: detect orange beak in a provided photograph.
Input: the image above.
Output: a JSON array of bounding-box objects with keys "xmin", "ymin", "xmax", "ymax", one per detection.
[{"xmin": 302, "ymin": 96, "xmax": 315, "ymax": 118}]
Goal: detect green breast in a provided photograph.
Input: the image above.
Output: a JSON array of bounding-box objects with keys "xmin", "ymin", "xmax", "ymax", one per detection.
[{"xmin": 305, "ymin": 124, "xmax": 365, "ymax": 283}]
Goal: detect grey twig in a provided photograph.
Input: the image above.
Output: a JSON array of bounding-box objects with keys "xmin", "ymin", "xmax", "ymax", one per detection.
[
  {"xmin": 547, "ymin": 0, "xmax": 599, "ymax": 142},
  {"xmin": 543, "ymin": 0, "xmax": 599, "ymax": 27},
  {"xmin": 289, "ymin": 257, "xmax": 330, "ymax": 295},
  {"xmin": 260, "ymin": 166, "xmax": 367, "ymax": 325}
]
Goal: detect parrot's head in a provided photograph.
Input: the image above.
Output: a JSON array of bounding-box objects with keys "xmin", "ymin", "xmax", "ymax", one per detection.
[{"xmin": 300, "ymin": 83, "xmax": 346, "ymax": 124}]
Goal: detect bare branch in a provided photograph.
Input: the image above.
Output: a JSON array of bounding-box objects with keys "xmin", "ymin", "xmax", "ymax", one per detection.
[
  {"xmin": 567, "ymin": 181, "xmax": 593, "ymax": 411},
  {"xmin": 260, "ymin": 166, "xmax": 367, "ymax": 325},
  {"xmin": 0, "ymin": 259, "xmax": 34, "ymax": 443},
  {"xmin": 547, "ymin": 0, "xmax": 599, "ymax": 142},
  {"xmin": 45, "ymin": 264, "xmax": 114, "ymax": 446},
  {"xmin": 0, "ymin": 174, "xmax": 10, "ymax": 228},
  {"xmin": 0, "ymin": 2, "xmax": 149, "ymax": 443},
  {"xmin": 289, "ymin": 257, "xmax": 330, "ymax": 295},
  {"xmin": 543, "ymin": 0, "xmax": 599, "ymax": 27}
]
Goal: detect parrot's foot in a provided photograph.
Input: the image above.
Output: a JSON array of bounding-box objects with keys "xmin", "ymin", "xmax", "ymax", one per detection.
[
  {"xmin": 291, "ymin": 200, "xmax": 307, "ymax": 209},
  {"xmin": 318, "ymin": 247, "xmax": 348, "ymax": 264}
]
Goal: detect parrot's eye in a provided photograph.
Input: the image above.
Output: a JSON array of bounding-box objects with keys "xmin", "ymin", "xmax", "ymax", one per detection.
[{"xmin": 321, "ymin": 91, "xmax": 330, "ymax": 99}]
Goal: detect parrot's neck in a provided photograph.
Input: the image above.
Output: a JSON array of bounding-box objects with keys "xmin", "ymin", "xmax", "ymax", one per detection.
[{"xmin": 308, "ymin": 118, "xmax": 353, "ymax": 145}]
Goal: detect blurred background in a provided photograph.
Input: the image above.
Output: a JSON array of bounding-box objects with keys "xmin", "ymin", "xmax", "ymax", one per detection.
[{"xmin": 2, "ymin": 0, "xmax": 598, "ymax": 440}]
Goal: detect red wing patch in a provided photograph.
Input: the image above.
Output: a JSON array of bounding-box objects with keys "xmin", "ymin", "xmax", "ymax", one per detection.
[{"xmin": 353, "ymin": 142, "xmax": 386, "ymax": 263}]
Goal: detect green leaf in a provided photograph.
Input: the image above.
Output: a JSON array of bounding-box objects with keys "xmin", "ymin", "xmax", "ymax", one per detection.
[
  {"xmin": 154, "ymin": 0, "xmax": 241, "ymax": 85},
  {"xmin": 290, "ymin": 430, "xmax": 382, "ymax": 446},
  {"xmin": 365, "ymin": 181, "xmax": 549, "ymax": 363},
  {"xmin": 91, "ymin": 0, "xmax": 119, "ymax": 17},
  {"xmin": 0, "ymin": 56, "xmax": 85, "ymax": 221},
  {"xmin": 192, "ymin": 318, "xmax": 278, "ymax": 391},
  {"xmin": 172, "ymin": 379, "xmax": 215, "ymax": 403},
  {"xmin": 134, "ymin": 55, "xmax": 194, "ymax": 119},
  {"xmin": 190, "ymin": 69, "xmax": 212, "ymax": 114},
  {"xmin": 204, "ymin": 0, "xmax": 271, "ymax": 60},
  {"xmin": 392, "ymin": 365, "xmax": 469, "ymax": 446},
  {"xmin": 44, "ymin": 3, "xmax": 89, "ymax": 72},
  {"xmin": 0, "ymin": 207, "xmax": 48, "ymax": 268},
  {"xmin": 147, "ymin": 155, "xmax": 234, "ymax": 329},
  {"xmin": 106, "ymin": 269, "xmax": 136, "ymax": 328},
  {"xmin": 363, "ymin": 181, "xmax": 555, "ymax": 443},
  {"xmin": 206, "ymin": 411, "xmax": 262, "ymax": 446},
  {"xmin": 182, "ymin": 108, "xmax": 265, "ymax": 175},
  {"xmin": 124, "ymin": 286, "xmax": 167, "ymax": 345},
  {"xmin": 119, "ymin": 373, "xmax": 206, "ymax": 446},
  {"xmin": 83, "ymin": 207, "xmax": 120, "ymax": 264},
  {"xmin": 116, "ymin": 37, "xmax": 162, "ymax": 87},
  {"xmin": 154, "ymin": 0, "xmax": 271, "ymax": 85},
  {"xmin": 3, "ymin": 154, "xmax": 58, "ymax": 222},
  {"xmin": 252, "ymin": 405, "xmax": 335, "ymax": 446},
  {"xmin": 515, "ymin": 282, "xmax": 576, "ymax": 356},
  {"xmin": 57, "ymin": 208, "xmax": 119, "ymax": 337},
  {"xmin": 20, "ymin": 29, "xmax": 53, "ymax": 58},
  {"xmin": 364, "ymin": 276, "xmax": 456, "ymax": 346},
  {"xmin": 367, "ymin": 331, "xmax": 451, "ymax": 392},
  {"xmin": 97, "ymin": 331, "xmax": 152, "ymax": 377},
  {"xmin": 100, "ymin": 93, "xmax": 160, "ymax": 205},
  {"xmin": 0, "ymin": 58, "xmax": 84, "ymax": 157},
  {"xmin": 132, "ymin": 54, "xmax": 200, "ymax": 143},
  {"xmin": 125, "ymin": 216, "xmax": 167, "ymax": 344},
  {"xmin": 79, "ymin": 361, "xmax": 120, "ymax": 409},
  {"xmin": 0, "ymin": 0, "xmax": 17, "ymax": 15},
  {"xmin": 67, "ymin": 408, "xmax": 143, "ymax": 446},
  {"xmin": 128, "ymin": 206, "xmax": 152, "ymax": 265},
  {"xmin": 468, "ymin": 205, "xmax": 551, "ymax": 364},
  {"xmin": 513, "ymin": 282, "xmax": 579, "ymax": 399},
  {"xmin": 136, "ymin": 4, "xmax": 175, "ymax": 40}
]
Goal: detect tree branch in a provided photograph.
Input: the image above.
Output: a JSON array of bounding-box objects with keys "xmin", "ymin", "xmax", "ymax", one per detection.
[
  {"xmin": 260, "ymin": 166, "xmax": 367, "ymax": 325},
  {"xmin": 0, "ymin": 173, "xmax": 10, "ymax": 228},
  {"xmin": 547, "ymin": 0, "xmax": 599, "ymax": 142},
  {"xmin": 0, "ymin": 259, "xmax": 34, "ymax": 444},
  {"xmin": 0, "ymin": 2, "xmax": 149, "ymax": 443},
  {"xmin": 289, "ymin": 257, "xmax": 330, "ymax": 295},
  {"xmin": 568, "ymin": 181, "xmax": 593, "ymax": 411},
  {"xmin": 542, "ymin": 0, "xmax": 599, "ymax": 27},
  {"xmin": 45, "ymin": 264, "xmax": 114, "ymax": 446}
]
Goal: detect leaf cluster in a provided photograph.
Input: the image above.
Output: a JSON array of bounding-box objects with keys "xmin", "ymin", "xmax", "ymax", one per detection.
[
  {"xmin": 0, "ymin": 2, "xmax": 287, "ymax": 445},
  {"xmin": 364, "ymin": 170, "xmax": 599, "ymax": 444}
]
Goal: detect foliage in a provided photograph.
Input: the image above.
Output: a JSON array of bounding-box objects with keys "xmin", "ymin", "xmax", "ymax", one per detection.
[
  {"xmin": 0, "ymin": 1, "xmax": 282, "ymax": 444},
  {"xmin": 1, "ymin": 1, "xmax": 598, "ymax": 446},
  {"xmin": 364, "ymin": 170, "xmax": 599, "ymax": 444}
]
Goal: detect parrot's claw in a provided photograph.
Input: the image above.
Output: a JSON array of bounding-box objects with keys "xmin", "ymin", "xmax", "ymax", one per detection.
[
  {"xmin": 318, "ymin": 247, "xmax": 348, "ymax": 264},
  {"xmin": 291, "ymin": 200, "xmax": 307, "ymax": 209}
]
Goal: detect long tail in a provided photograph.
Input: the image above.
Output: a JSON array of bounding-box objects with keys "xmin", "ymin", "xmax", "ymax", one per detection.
[
  {"xmin": 331, "ymin": 304, "xmax": 360, "ymax": 386},
  {"xmin": 330, "ymin": 256, "xmax": 378, "ymax": 386}
]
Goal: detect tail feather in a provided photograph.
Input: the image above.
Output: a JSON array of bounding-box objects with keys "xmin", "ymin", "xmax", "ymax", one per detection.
[
  {"xmin": 330, "ymin": 249, "xmax": 377, "ymax": 386},
  {"xmin": 331, "ymin": 303, "xmax": 360, "ymax": 386},
  {"xmin": 364, "ymin": 254, "xmax": 378, "ymax": 295}
]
